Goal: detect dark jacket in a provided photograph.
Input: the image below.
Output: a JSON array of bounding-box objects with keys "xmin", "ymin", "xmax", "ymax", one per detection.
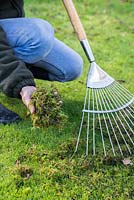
[{"xmin": 0, "ymin": 0, "xmax": 35, "ymax": 98}]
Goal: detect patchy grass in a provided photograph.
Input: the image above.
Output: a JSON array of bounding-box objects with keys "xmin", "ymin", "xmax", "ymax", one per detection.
[
  {"xmin": 0, "ymin": 0, "xmax": 134, "ymax": 199},
  {"xmin": 1, "ymin": 141, "xmax": 134, "ymax": 199}
]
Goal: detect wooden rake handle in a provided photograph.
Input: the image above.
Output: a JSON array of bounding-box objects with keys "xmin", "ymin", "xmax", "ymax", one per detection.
[{"xmin": 62, "ymin": 0, "xmax": 87, "ymax": 41}]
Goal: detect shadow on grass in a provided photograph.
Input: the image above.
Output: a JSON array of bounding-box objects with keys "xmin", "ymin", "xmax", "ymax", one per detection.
[{"xmin": 62, "ymin": 99, "xmax": 84, "ymax": 122}]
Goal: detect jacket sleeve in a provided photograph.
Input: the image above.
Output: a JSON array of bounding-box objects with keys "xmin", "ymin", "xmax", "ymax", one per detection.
[{"xmin": 0, "ymin": 26, "xmax": 36, "ymax": 98}]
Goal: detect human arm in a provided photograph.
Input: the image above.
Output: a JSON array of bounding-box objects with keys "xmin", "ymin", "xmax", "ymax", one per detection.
[{"xmin": 0, "ymin": 26, "xmax": 36, "ymax": 112}]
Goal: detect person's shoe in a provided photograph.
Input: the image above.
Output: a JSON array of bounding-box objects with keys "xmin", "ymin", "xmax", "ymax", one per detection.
[{"xmin": 0, "ymin": 104, "xmax": 21, "ymax": 124}]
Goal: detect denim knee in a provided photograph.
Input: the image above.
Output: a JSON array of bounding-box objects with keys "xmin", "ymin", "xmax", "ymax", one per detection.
[
  {"xmin": 62, "ymin": 54, "xmax": 83, "ymax": 82},
  {"xmin": 14, "ymin": 18, "xmax": 55, "ymax": 63},
  {"xmin": 46, "ymin": 47, "xmax": 83, "ymax": 82}
]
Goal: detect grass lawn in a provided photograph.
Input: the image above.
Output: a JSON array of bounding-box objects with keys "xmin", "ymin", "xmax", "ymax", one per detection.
[{"xmin": 0, "ymin": 0, "xmax": 134, "ymax": 199}]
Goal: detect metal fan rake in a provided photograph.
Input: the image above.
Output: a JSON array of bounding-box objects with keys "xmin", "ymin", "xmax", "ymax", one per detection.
[
  {"xmin": 63, "ymin": 0, "xmax": 134, "ymax": 156},
  {"xmin": 75, "ymin": 79, "xmax": 134, "ymax": 157}
]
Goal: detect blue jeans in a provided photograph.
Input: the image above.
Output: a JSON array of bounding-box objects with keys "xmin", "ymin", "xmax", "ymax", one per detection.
[{"xmin": 0, "ymin": 18, "xmax": 83, "ymax": 82}]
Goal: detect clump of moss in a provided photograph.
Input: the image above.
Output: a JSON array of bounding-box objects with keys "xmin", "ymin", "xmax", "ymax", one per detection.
[
  {"xmin": 30, "ymin": 86, "xmax": 67, "ymax": 128},
  {"xmin": 18, "ymin": 166, "xmax": 33, "ymax": 178}
]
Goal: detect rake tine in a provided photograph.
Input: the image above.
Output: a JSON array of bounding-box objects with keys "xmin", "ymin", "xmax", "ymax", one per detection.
[
  {"xmin": 115, "ymin": 82, "xmax": 134, "ymax": 99},
  {"xmin": 111, "ymin": 84, "xmax": 131, "ymax": 105},
  {"xmin": 111, "ymin": 85, "xmax": 134, "ymax": 126},
  {"xmin": 119, "ymin": 100, "xmax": 134, "ymax": 119},
  {"xmin": 74, "ymin": 112, "xmax": 84, "ymax": 153},
  {"xmin": 112, "ymin": 82, "xmax": 134, "ymax": 105},
  {"xmin": 96, "ymin": 89, "xmax": 116, "ymax": 156},
  {"xmin": 125, "ymin": 109, "xmax": 134, "ymax": 120},
  {"xmin": 74, "ymin": 88, "xmax": 88, "ymax": 153},
  {"xmin": 128, "ymin": 106, "xmax": 134, "ymax": 115},
  {"xmin": 109, "ymin": 85, "xmax": 134, "ymax": 134},
  {"xmin": 112, "ymin": 84, "xmax": 134, "ymax": 103},
  {"xmin": 86, "ymin": 89, "xmax": 91, "ymax": 156},
  {"xmin": 92, "ymin": 89, "xmax": 96, "ymax": 156},
  {"xmin": 103, "ymin": 88, "xmax": 132, "ymax": 155},
  {"xmin": 99, "ymin": 89, "xmax": 123, "ymax": 156},
  {"xmin": 112, "ymin": 84, "xmax": 134, "ymax": 118},
  {"xmin": 106, "ymin": 87, "xmax": 134, "ymax": 147},
  {"xmin": 107, "ymin": 86, "xmax": 134, "ymax": 139},
  {"xmin": 115, "ymin": 107, "xmax": 134, "ymax": 129},
  {"xmin": 114, "ymin": 83, "xmax": 134, "ymax": 108},
  {"xmin": 94, "ymin": 89, "xmax": 106, "ymax": 157}
]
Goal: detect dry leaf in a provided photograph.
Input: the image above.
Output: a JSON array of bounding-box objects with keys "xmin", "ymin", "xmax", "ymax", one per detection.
[
  {"xmin": 15, "ymin": 160, "xmax": 20, "ymax": 165},
  {"xmin": 122, "ymin": 158, "xmax": 132, "ymax": 166}
]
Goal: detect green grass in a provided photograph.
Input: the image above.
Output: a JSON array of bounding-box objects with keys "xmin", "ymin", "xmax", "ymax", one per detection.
[{"xmin": 0, "ymin": 0, "xmax": 134, "ymax": 199}]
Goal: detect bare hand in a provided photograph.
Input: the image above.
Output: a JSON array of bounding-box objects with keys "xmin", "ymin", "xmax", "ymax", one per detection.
[{"xmin": 20, "ymin": 86, "xmax": 36, "ymax": 114}]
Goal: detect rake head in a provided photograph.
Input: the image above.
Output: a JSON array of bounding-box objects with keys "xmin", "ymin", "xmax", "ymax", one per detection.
[{"xmin": 75, "ymin": 62, "xmax": 134, "ymax": 157}]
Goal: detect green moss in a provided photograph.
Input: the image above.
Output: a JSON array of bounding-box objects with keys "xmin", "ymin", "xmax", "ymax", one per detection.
[
  {"xmin": 30, "ymin": 85, "xmax": 67, "ymax": 128},
  {"xmin": 7, "ymin": 143, "xmax": 134, "ymax": 199}
]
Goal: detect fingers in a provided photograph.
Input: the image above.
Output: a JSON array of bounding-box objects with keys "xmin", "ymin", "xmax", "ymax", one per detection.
[
  {"xmin": 28, "ymin": 103, "xmax": 35, "ymax": 114},
  {"xmin": 20, "ymin": 86, "xmax": 36, "ymax": 114},
  {"xmin": 22, "ymin": 95, "xmax": 35, "ymax": 114}
]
